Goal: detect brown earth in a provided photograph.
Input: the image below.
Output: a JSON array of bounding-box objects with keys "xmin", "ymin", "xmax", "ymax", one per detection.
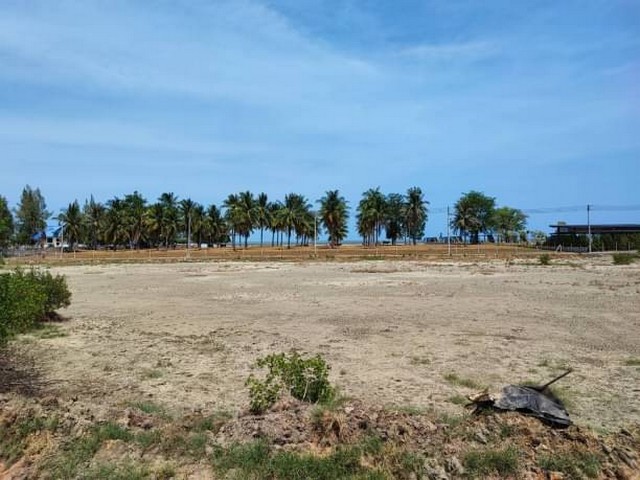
[{"xmin": 1, "ymin": 256, "xmax": 640, "ymax": 478}]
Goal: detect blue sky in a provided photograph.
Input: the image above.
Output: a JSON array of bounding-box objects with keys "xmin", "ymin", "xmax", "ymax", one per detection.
[{"xmin": 1, "ymin": 0, "xmax": 639, "ymax": 238}]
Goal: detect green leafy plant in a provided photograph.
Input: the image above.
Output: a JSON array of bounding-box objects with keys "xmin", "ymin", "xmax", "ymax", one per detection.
[
  {"xmin": 246, "ymin": 352, "xmax": 335, "ymax": 414},
  {"xmin": 0, "ymin": 268, "xmax": 71, "ymax": 344},
  {"xmin": 539, "ymin": 253, "xmax": 551, "ymax": 266}
]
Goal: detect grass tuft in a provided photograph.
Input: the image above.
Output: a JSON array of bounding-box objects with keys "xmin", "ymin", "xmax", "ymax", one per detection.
[
  {"xmin": 624, "ymin": 357, "xmax": 640, "ymax": 366},
  {"xmin": 538, "ymin": 451, "xmax": 601, "ymax": 478},
  {"xmin": 464, "ymin": 446, "xmax": 520, "ymax": 476},
  {"xmin": 443, "ymin": 372, "xmax": 482, "ymax": 389},
  {"xmin": 448, "ymin": 394, "xmax": 469, "ymax": 406}
]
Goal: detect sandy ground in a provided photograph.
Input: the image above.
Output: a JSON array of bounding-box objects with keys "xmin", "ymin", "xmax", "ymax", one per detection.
[{"xmin": 24, "ymin": 258, "xmax": 640, "ymax": 430}]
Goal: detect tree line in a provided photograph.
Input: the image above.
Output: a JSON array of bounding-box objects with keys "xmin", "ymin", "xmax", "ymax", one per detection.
[{"xmin": 0, "ymin": 185, "xmax": 529, "ymax": 251}]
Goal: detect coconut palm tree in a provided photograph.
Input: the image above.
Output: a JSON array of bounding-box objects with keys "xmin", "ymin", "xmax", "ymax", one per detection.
[
  {"xmin": 385, "ymin": 193, "xmax": 405, "ymax": 246},
  {"xmin": 191, "ymin": 203, "xmax": 205, "ymax": 246},
  {"xmin": 145, "ymin": 203, "xmax": 164, "ymax": 248},
  {"xmin": 180, "ymin": 198, "xmax": 196, "ymax": 247},
  {"xmin": 123, "ymin": 191, "xmax": 147, "ymax": 249},
  {"xmin": 255, "ymin": 192, "xmax": 271, "ymax": 248},
  {"xmin": 58, "ymin": 200, "xmax": 84, "ymax": 250},
  {"xmin": 357, "ymin": 188, "xmax": 386, "ymax": 246},
  {"xmin": 236, "ymin": 191, "xmax": 256, "ymax": 249},
  {"xmin": 223, "ymin": 193, "xmax": 240, "ymax": 250},
  {"xmin": 277, "ymin": 193, "xmax": 312, "ymax": 248},
  {"xmin": 204, "ymin": 204, "xmax": 226, "ymax": 246},
  {"xmin": 318, "ymin": 190, "xmax": 348, "ymax": 248},
  {"xmin": 404, "ymin": 187, "xmax": 428, "ymax": 245},
  {"xmin": 159, "ymin": 192, "xmax": 179, "ymax": 247},
  {"xmin": 267, "ymin": 201, "xmax": 282, "ymax": 247},
  {"xmin": 104, "ymin": 197, "xmax": 126, "ymax": 249},
  {"xmin": 83, "ymin": 195, "xmax": 105, "ymax": 249}
]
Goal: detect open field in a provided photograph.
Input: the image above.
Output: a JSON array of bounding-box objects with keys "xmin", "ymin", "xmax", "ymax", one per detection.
[
  {"xmin": 2, "ymin": 255, "xmax": 640, "ymax": 478},
  {"xmin": 9, "ymin": 256, "xmax": 640, "ymax": 429}
]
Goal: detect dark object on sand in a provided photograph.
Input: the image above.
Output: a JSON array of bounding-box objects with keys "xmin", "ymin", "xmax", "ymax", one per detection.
[{"xmin": 469, "ymin": 370, "xmax": 573, "ymax": 428}]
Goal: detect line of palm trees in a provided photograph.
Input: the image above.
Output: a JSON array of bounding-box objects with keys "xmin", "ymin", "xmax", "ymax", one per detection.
[{"xmin": 54, "ymin": 187, "xmax": 429, "ymax": 250}]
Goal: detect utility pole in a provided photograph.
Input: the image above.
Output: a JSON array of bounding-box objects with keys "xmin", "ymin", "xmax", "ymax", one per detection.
[
  {"xmin": 187, "ymin": 212, "xmax": 191, "ymax": 257},
  {"xmin": 587, "ymin": 204, "xmax": 592, "ymax": 253},
  {"xmin": 447, "ymin": 206, "xmax": 451, "ymax": 256},
  {"xmin": 60, "ymin": 223, "xmax": 65, "ymax": 258}
]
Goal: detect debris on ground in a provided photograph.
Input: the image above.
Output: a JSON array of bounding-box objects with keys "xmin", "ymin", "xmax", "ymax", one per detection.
[{"xmin": 469, "ymin": 370, "xmax": 574, "ymax": 428}]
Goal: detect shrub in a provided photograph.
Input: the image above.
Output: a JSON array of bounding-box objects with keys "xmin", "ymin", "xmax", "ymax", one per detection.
[
  {"xmin": 23, "ymin": 268, "xmax": 71, "ymax": 316},
  {"xmin": 246, "ymin": 352, "xmax": 335, "ymax": 414},
  {"xmin": 539, "ymin": 253, "xmax": 551, "ymax": 266},
  {"xmin": 612, "ymin": 253, "xmax": 636, "ymax": 265},
  {"xmin": 0, "ymin": 268, "xmax": 71, "ymax": 344}
]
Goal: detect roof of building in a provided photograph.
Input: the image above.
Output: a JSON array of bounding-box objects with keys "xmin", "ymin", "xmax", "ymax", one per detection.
[{"xmin": 31, "ymin": 226, "xmax": 63, "ymax": 241}]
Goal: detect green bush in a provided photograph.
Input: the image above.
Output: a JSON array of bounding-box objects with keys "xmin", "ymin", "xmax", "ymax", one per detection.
[
  {"xmin": 612, "ymin": 253, "xmax": 636, "ymax": 265},
  {"xmin": 0, "ymin": 268, "xmax": 71, "ymax": 344},
  {"xmin": 246, "ymin": 352, "xmax": 335, "ymax": 414},
  {"xmin": 539, "ymin": 253, "xmax": 551, "ymax": 266}
]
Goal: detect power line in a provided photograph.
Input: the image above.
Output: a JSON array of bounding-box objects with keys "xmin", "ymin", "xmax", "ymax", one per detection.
[{"xmin": 427, "ymin": 204, "xmax": 640, "ymax": 215}]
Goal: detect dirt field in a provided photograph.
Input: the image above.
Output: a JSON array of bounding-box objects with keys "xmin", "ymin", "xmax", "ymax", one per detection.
[{"xmin": 18, "ymin": 257, "xmax": 640, "ymax": 430}]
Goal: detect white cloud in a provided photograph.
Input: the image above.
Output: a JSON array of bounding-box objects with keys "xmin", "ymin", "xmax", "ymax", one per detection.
[{"xmin": 398, "ymin": 40, "xmax": 498, "ymax": 61}]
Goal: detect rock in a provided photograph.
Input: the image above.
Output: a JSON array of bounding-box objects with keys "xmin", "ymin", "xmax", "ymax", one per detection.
[
  {"xmin": 473, "ymin": 431, "xmax": 488, "ymax": 445},
  {"xmin": 424, "ymin": 460, "xmax": 449, "ymax": 480},
  {"xmin": 444, "ymin": 456, "xmax": 464, "ymax": 475}
]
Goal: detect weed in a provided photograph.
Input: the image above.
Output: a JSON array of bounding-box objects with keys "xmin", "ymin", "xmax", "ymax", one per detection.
[
  {"xmin": 448, "ymin": 394, "xmax": 469, "ymax": 406},
  {"xmin": 29, "ymin": 323, "xmax": 67, "ymax": 339},
  {"xmin": 0, "ymin": 415, "xmax": 59, "ymax": 466},
  {"xmin": 246, "ymin": 352, "xmax": 335, "ymax": 413},
  {"xmin": 539, "ymin": 253, "xmax": 551, "ymax": 266},
  {"xmin": 135, "ymin": 430, "xmax": 162, "ymax": 450},
  {"xmin": 612, "ymin": 253, "xmax": 636, "ymax": 265},
  {"xmin": 464, "ymin": 446, "xmax": 520, "ymax": 476},
  {"xmin": 538, "ymin": 451, "xmax": 601, "ymax": 478},
  {"xmin": 84, "ymin": 461, "xmax": 151, "ymax": 479},
  {"xmin": 385, "ymin": 404, "xmax": 427, "ymax": 415},
  {"xmin": 141, "ymin": 369, "xmax": 164, "ymax": 380},
  {"xmin": 129, "ymin": 401, "xmax": 169, "ymax": 417},
  {"xmin": 409, "ymin": 355, "xmax": 431, "ymax": 366},
  {"xmin": 498, "ymin": 423, "xmax": 516, "ymax": 439},
  {"xmin": 437, "ymin": 412, "xmax": 467, "ymax": 428},
  {"xmin": 624, "ymin": 357, "xmax": 640, "ymax": 366},
  {"xmin": 193, "ymin": 411, "xmax": 232, "ymax": 433},
  {"xmin": 211, "ymin": 440, "xmax": 377, "ymax": 479},
  {"xmin": 443, "ymin": 372, "xmax": 482, "ymax": 389},
  {"xmin": 41, "ymin": 422, "xmax": 133, "ymax": 477}
]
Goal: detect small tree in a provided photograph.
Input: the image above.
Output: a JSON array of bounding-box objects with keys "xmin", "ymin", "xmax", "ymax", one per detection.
[
  {"xmin": 15, "ymin": 185, "xmax": 50, "ymax": 245},
  {"xmin": 0, "ymin": 195, "xmax": 14, "ymax": 249},
  {"xmin": 493, "ymin": 207, "xmax": 527, "ymax": 243},
  {"xmin": 452, "ymin": 191, "xmax": 495, "ymax": 244}
]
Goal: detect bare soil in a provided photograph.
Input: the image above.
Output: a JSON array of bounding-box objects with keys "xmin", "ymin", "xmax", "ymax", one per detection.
[{"xmin": 11, "ymin": 257, "xmax": 640, "ymax": 430}]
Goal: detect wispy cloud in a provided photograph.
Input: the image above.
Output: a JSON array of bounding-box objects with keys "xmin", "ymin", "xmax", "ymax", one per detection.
[
  {"xmin": 0, "ymin": 0, "xmax": 638, "ymax": 222},
  {"xmin": 398, "ymin": 40, "xmax": 498, "ymax": 61}
]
